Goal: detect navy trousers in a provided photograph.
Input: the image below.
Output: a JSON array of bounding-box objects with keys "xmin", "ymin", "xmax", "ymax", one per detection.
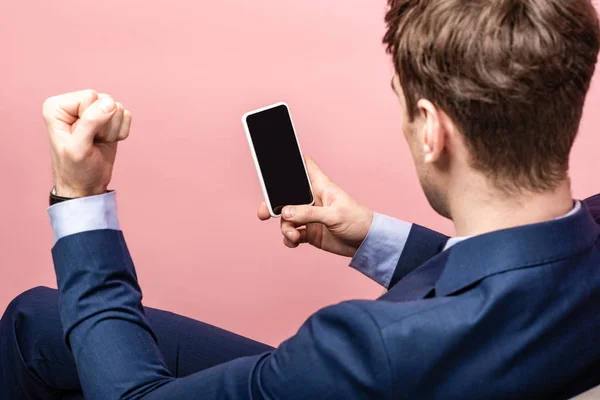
[{"xmin": 0, "ymin": 286, "xmax": 273, "ymax": 399}]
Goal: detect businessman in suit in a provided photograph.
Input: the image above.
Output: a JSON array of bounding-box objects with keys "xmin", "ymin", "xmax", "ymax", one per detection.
[{"xmin": 2, "ymin": 0, "xmax": 600, "ymax": 398}]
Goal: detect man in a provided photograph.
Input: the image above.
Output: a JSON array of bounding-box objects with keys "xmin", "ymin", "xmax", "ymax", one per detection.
[{"xmin": 2, "ymin": 0, "xmax": 600, "ymax": 398}]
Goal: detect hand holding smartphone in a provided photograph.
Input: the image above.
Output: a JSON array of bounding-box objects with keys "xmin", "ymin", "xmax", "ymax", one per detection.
[{"xmin": 243, "ymin": 103, "xmax": 314, "ymax": 217}]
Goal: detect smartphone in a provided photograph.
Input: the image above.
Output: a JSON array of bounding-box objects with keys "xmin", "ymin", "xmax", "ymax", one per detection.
[{"xmin": 242, "ymin": 102, "xmax": 314, "ymax": 218}]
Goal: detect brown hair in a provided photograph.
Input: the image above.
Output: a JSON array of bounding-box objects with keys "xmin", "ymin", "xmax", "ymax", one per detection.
[{"xmin": 383, "ymin": 0, "xmax": 600, "ymax": 191}]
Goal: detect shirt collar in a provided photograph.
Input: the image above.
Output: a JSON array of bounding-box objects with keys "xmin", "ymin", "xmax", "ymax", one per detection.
[
  {"xmin": 443, "ymin": 201, "xmax": 582, "ymax": 251},
  {"xmin": 435, "ymin": 201, "xmax": 599, "ymax": 297}
]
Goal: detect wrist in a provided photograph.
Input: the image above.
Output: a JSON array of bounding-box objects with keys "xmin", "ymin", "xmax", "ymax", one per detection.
[
  {"xmin": 53, "ymin": 183, "xmax": 108, "ymax": 199},
  {"xmin": 50, "ymin": 187, "xmax": 113, "ymax": 207},
  {"xmin": 347, "ymin": 207, "xmax": 375, "ymax": 251},
  {"xmin": 357, "ymin": 208, "xmax": 375, "ymax": 247}
]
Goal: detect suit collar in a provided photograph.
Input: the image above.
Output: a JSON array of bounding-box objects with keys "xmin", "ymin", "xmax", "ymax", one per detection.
[
  {"xmin": 442, "ymin": 201, "xmax": 581, "ymax": 252},
  {"xmin": 435, "ymin": 202, "xmax": 600, "ymax": 297}
]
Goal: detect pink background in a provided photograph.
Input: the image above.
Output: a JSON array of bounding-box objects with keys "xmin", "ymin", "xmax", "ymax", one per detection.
[{"xmin": 0, "ymin": 0, "xmax": 599, "ymax": 346}]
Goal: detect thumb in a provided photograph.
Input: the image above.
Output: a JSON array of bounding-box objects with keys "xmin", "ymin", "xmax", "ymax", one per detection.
[
  {"xmin": 72, "ymin": 96, "xmax": 117, "ymax": 143},
  {"xmin": 282, "ymin": 205, "xmax": 339, "ymax": 227}
]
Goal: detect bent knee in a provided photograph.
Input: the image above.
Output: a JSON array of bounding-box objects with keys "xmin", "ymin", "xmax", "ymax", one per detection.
[
  {"xmin": 2, "ymin": 286, "xmax": 59, "ymax": 324},
  {"xmin": 0, "ymin": 287, "xmax": 70, "ymax": 388}
]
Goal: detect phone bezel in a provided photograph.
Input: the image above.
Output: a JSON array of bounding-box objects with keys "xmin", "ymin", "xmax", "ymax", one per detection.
[{"xmin": 242, "ymin": 102, "xmax": 315, "ymax": 218}]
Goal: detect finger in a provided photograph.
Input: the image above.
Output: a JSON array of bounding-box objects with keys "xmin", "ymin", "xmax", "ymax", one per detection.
[
  {"xmin": 43, "ymin": 89, "xmax": 99, "ymax": 125},
  {"xmin": 257, "ymin": 202, "xmax": 271, "ymax": 221},
  {"xmin": 72, "ymin": 96, "xmax": 117, "ymax": 144},
  {"xmin": 97, "ymin": 102, "xmax": 124, "ymax": 142},
  {"xmin": 281, "ymin": 224, "xmax": 311, "ymax": 247},
  {"xmin": 283, "ymin": 236, "xmax": 299, "ymax": 248},
  {"xmin": 77, "ymin": 92, "xmax": 100, "ymax": 118},
  {"xmin": 295, "ymin": 227, "xmax": 309, "ymax": 244},
  {"xmin": 281, "ymin": 219, "xmax": 300, "ymax": 241},
  {"xmin": 282, "ymin": 204, "xmax": 338, "ymax": 227},
  {"xmin": 286, "ymin": 228, "xmax": 308, "ymax": 245},
  {"xmin": 117, "ymin": 110, "xmax": 132, "ymax": 141},
  {"xmin": 70, "ymin": 93, "xmax": 101, "ymax": 134}
]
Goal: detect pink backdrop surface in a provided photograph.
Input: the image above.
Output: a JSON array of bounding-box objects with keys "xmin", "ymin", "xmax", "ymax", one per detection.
[{"xmin": 0, "ymin": 0, "xmax": 599, "ymax": 346}]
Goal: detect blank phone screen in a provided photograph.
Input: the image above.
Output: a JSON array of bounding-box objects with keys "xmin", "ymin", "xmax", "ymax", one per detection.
[{"xmin": 246, "ymin": 104, "xmax": 313, "ymax": 215}]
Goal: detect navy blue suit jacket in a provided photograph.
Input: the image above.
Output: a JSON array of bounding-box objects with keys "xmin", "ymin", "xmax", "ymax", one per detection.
[{"xmin": 52, "ymin": 195, "xmax": 600, "ymax": 399}]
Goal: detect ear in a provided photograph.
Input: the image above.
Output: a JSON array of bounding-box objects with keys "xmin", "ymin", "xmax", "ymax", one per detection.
[{"xmin": 417, "ymin": 99, "xmax": 446, "ymax": 164}]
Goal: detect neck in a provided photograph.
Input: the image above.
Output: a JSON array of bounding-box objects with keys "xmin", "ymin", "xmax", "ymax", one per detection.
[{"xmin": 450, "ymin": 177, "xmax": 574, "ymax": 238}]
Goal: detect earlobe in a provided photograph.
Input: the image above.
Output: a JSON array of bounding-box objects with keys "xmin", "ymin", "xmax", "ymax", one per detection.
[
  {"xmin": 424, "ymin": 143, "xmax": 433, "ymax": 163},
  {"xmin": 424, "ymin": 143, "xmax": 436, "ymax": 163},
  {"xmin": 422, "ymin": 123, "xmax": 437, "ymax": 164}
]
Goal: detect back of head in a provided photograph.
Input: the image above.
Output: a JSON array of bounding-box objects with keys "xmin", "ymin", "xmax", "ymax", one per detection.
[{"xmin": 383, "ymin": 0, "xmax": 600, "ymax": 192}]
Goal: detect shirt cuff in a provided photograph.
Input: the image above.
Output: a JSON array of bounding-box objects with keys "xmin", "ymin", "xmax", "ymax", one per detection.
[
  {"xmin": 48, "ymin": 191, "xmax": 120, "ymax": 244},
  {"xmin": 349, "ymin": 213, "xmax": 413, "ymax": 288}
]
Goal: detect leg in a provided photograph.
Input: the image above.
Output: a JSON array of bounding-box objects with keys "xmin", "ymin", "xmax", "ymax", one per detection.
[{"xmin": 0, "ymin": 286, "xmax": 273, "ymax": 399}]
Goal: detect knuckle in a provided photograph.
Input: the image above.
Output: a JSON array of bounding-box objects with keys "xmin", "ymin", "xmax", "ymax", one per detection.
[
  {"xmin": 82, "ymin": 89, "xmax": 98, "ymax": 103},
  {"xmin": 101, "ymin": 94, "xmax": 115, "ymax": 103},
  {"xmin": 42, "ymin": 97, "xmax": 56, "ymax": 119}
]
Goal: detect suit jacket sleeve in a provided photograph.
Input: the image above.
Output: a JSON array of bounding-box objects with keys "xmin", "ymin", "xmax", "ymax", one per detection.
[
  {"xmin": 52, "ymin": 230, "xmax": 393, "ymax": 400},
  {"xmin": 350, "ymin": 213, "xmax": 449, "ymax": 289},
  {"xmin": 387, "ymin": 224, "xmax": 449, "ymax": 289}
]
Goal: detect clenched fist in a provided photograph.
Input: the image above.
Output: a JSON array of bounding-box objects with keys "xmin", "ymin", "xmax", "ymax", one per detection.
[{"xmin": 43, "ymin": 90, "xmax": 132, "ymax": 198}]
